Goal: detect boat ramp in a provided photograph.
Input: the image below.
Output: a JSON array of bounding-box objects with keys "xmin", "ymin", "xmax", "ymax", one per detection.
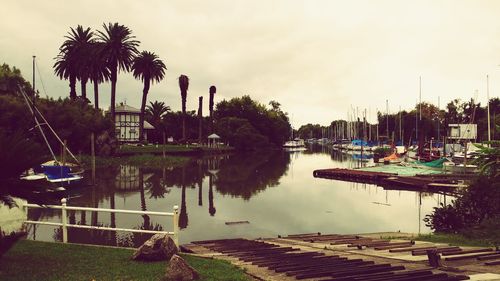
[{"xmin": 183, "ymin": 232, "xmax": 500, "ymax": 281}]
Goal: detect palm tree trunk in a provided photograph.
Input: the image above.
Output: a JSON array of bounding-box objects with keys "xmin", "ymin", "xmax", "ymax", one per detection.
[
  {"xmin": 110, "ymin": 67, "xmax": 117, "ymax": 121},
  {"xmin": 198, "ymin": 96, "xmax": 203, "ymax": 144},
  {"xmin": 139, "ymin": 79, "xmax": 150, "ymax": 142},
  {"xmin": 69, "ymin": 75, "xmax": 77, "ymax": 100},
  {"xmin": 80, "ymin": 79, "xmax": 87, "ymax": 99},
  {"xmin": 209, "ymin": 92, "xmax": 214, "ymax": 133},
  {"xmin": 93, "ymin": 79, "xmax": 99, "ymax": 109}
]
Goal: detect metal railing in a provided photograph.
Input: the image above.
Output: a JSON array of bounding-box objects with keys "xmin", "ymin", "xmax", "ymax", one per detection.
[{"xmin": 23, "ymin": 198, "xmax": 179, "ymax": 246}]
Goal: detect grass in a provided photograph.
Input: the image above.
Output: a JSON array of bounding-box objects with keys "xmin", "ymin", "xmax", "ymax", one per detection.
[
  {"xmin": 381, "ymin": 233, "xmax": 493, "ymax": 247},
  {"xmin": 412, "ymin": 233, "xmax": 493, "ymax": 247},
  {"xmin": 0, "ymin": 240, "xmax": 250, "ymax": 281},
  {"xmin": 79, "ymin": 154, "xmax": 190, "ymax": 169},
  {"xmin": 117, "ymin": 144, "xmax": 234, "ymax": 155}
]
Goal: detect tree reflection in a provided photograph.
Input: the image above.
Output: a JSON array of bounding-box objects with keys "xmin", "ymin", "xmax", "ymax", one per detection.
[
  {"xmin": 179, "ymin": 167, "xmax": 189, "ymax": 229},
  {"xmin": 214, "ymin": 151, "xmax": 290, "ymax": 199},
  {"xmin": 208, "ymin": 174, "xmax": 216, "ymax": 216}
]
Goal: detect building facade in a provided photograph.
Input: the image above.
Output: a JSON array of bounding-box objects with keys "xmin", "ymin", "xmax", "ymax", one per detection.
[{"xmin": 115, "ymin": 104, "xmax": 154, "ymax": 143}]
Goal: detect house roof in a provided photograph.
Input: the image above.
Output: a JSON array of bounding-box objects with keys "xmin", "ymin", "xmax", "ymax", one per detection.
[
  {"xmin": 208, "ymin": 133, "xmax": 221, "ymax": 139},
  {"xmin": 115, "ymin": 104, "xmax": 140, "ymax": 113}
]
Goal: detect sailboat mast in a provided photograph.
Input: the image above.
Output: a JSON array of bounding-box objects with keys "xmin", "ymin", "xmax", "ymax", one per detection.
[
  {"xmin": 20, "ymin": 86, "xmax": 57, "ymax": 161},
  {"xmin": 32, "ymin": 55, "xmax": 36, "ymax": 93},
  {"xmin": 487, "ymin": 75, "xmax": 491, "ymax": 142}
]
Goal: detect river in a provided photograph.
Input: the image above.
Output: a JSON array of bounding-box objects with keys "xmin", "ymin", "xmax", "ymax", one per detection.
[{"xmin": 24, "ymin": 145, "xmax": 447, "ymax": 246}]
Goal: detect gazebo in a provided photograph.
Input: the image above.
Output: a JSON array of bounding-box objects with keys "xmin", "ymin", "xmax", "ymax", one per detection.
[{"xmin": 207, "ymin": 133, "xmax": 221, "ymax": 148}]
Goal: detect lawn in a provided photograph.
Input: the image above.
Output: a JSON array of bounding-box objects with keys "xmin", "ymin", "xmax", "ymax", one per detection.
[
  {"xmin": 413, "ymin": 233, "xmax": 493, "ymax": 247},
  {"xmin": 117, "ymin": 144, "xmax": 233, "ymax": 155},
  {"xmin": 79, "ymin": 154, "xmax": 191, "ymax": 169},
  {"xmin": 0, "ymin": 240, "xmax": 250, "ymax": 281},
  {"xmin": 382, "ymin": 233, "xmax": 493, "ymax": 247}
]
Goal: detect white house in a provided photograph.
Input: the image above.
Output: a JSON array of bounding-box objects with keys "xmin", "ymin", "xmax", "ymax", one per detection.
[
  {"xmin": 115, "ymin": 103, "xmax": 155, "ymax": 143},
  {"xmin": 448, "ymin": 124, "xmax": 477, "ymax": 140}
]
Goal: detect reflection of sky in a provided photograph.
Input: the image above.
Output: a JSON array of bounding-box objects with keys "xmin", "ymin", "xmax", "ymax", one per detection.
[{"xmin": 26, "ymin": 151, "xmax": 446, "ymax": 244}]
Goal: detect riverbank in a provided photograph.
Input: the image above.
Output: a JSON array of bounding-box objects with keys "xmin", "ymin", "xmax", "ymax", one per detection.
[
  {"xmin": 79, "ymin": 154, "xmax": 191, "ymax": 169},
  {"xmin": 117, "ymin": 144, "xmax": 234, "ymax": 156},
  {"xmin": 0, "ymin": 240, "xmax": 250, "ymax": 281}
]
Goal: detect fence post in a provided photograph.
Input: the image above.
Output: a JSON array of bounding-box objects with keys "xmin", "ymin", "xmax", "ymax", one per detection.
[
  {"xmin": 173, "ymin": 205, "xmax": 179, "ymax": 247},
  {"xmin": 61, "ymin": 198, "xmax": 68, "ymax": 243}
]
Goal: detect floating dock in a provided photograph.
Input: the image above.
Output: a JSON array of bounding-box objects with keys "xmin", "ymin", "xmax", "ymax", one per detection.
[{"xmin": 313, "ymin": 168, "xmax": 467, "ymax": 193}]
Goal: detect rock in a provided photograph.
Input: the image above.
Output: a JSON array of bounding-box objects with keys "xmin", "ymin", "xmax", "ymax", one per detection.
[
  {"xmin": 164, "ymin": 254, "xmax": 199, "ymax": 281},
  {"xmin": 132, "ymin": 234, "xmax": 178, "ymax": 261}
]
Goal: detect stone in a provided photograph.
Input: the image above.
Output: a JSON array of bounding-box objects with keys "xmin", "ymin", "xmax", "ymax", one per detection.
[
  {"xmin": 164, "ymin": 254, "xmax": 199, "ymax": 281},
  {"xmin": 132, "ymin": 233, "xmax": 178, "ymax": 261}
]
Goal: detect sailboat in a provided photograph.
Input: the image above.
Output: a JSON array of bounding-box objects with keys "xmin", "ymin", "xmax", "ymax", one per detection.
[{"xmin": 17, "ymin": 85, "xmax": 84, "ymax": 190}]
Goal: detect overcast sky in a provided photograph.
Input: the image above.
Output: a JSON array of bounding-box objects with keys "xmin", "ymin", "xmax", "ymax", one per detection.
[{"xmin": 1, "ymin": 0, "xmax": 499, "ymax": 126}]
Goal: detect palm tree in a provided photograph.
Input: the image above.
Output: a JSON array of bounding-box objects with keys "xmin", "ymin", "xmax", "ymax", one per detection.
[
  {"xmin": 54, "ymin": 53, "xmax": 78, "ymax": 99},
  {"xmin": 209, "ymin": 85, "xmax": 216, "ymax": 133},
  {"xmin": 198, "ymin": 96, "xmax": 203, "ymax": 144},
  {"xmin": 88, "ymin": 42, "xmax": 110, "ymax": 109},
  {"xmin": 178, "ymin": 75, "xmax": 190, "ymax": 141},
  {"xmin": 146, "ymin": 101, "xmax": 170, "ymax": 130},
  {"xmin": 96, "ymin": 23, "xmax": 139, "ymax": 121},
  {"xmin": 54, "ymin": 25, "xmax": 94, "ymax": 100},
  {"xmin": 132, "ymin": 51, "xmax": 166, "ymax": 142}
]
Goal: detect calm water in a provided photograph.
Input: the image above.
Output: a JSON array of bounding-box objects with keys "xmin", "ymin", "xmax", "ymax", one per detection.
[{"xmin": 26, "ymin": 145, "xmax": 447, "ymax": 246}]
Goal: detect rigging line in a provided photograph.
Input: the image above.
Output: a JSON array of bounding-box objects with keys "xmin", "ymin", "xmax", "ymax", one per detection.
[
  {"xmin": 23, "ymin": 88, "xmax": 81, "ymax": 165},
  {"xmin": 19, "ymin": 85, "xmax": 57, "ymax": 161},
  {"xmin": 35, "ymin": 60, "xmax": 48, "ymax": 97}
]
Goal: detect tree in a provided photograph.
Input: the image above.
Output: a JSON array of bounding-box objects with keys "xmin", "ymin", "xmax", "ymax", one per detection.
[
  {"xmin": 146, "ymin": 101, "xmax": 170, "ymax": 131},
  {"xmin": 178, "ymin": 74, "xmax": 189, "ymax": 141},
  {"xmin": 97, "ymin": 22, "xmax": 140, "ymax": 121},
  {"xmin": 0, "ymin": 64, "xmax": 33, "ymax": 97},
  {"xmin": 54, "ymin": 25, "xmax": 94, "ymax": 100},
  {"xmin": 214, "ymin": 95, "xmax": 291, "ymax": 147},
  {"xmin": 88, "ymin": 42, "xmax": 110, "ymax": 109},
  {"xmin": 209, "ymin": 85, "xmax": 216, "ymax": 133},
  {"xmin": 131, "ymin": 51, "xmax": 166, "ymax": 142},
  {"xmin": 198, "ymin": 96, "xmax": 203, "ymax": 144}
]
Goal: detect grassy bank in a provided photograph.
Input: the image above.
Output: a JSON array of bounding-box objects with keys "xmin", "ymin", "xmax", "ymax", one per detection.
[
  {"xmin": 117, "ymin": 144, "xmax": 234, "ymax": 155},
  {"xmin": 0, "ymin": 240, "xmax": 249, "ymax": 281},
  {"xmin": 79, "ymin": 154, "xmax": 190, "ymax": 169},
  {"xmin": 413, "ymin": 233, "xmax": 493, "ymax": 247},
  {"xmin": 382, "ymin": 233, "xmax": 492, "ymax": 247}
]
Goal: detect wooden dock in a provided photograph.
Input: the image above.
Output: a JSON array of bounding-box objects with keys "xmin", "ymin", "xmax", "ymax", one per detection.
[{"xmin": 313, "ymin": 168, "xmax": 466, "ymax": 193}]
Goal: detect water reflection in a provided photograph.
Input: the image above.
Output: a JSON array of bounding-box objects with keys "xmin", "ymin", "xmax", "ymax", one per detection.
[{"xmin": 25, "ymin": 148, "xmax": 445, "ymax": 246}]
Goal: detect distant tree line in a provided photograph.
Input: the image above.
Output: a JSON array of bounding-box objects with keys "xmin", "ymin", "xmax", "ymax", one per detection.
[
  {"xmin": 297, "ymin": 98, "xmax": 500, "ymax": 143},
  {"xmin": 144, "ymin": 96, "xmax": 292, "ymax": 150}
]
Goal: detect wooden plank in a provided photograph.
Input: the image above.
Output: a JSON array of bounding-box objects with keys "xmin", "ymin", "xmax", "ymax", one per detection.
[{"xmin": 485, "ymin": 260, "xmax": 500, "ymax": 266}]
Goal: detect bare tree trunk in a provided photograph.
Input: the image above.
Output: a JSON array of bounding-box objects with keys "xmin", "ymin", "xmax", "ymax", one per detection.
[{"xmin": 198, "ymin": 96, "xmax": 203, "ymax": 144}]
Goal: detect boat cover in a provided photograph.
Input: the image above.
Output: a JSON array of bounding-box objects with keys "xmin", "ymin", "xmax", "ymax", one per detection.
[
  {"xmin": 42, "ymin": 165, "xmax": 74, "ymax": 180},
  {"xmin": 414, "ymin": 158, "xmax": 448, "ymax": 168},
  {"xmin": 383, "ymin": 153, "xmax": 399, "ymax": 161}
]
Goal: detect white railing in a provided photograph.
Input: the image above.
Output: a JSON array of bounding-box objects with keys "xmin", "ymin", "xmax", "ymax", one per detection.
[{"xmin": 23, "ymin": 198, "xmax": 179, "ymax": 246}]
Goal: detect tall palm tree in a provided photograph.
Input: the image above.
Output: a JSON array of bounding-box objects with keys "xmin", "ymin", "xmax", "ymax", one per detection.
[
  {"xmin": 178, "ymin": 75, "xmax": 190, "ymax": 141},
  {"xmin": 88, "ymin": 42, "xmax": 110, "ymax": 109},
  {"xmin": 132, "ymin": 51, "xmax": 166, "ymax": 142},
  {"xmin": 209, "ymin": 85, "xmax": 216, "ymax": 133},
  {"xmin": 97, "ymin": 22, "xmax": 139, "ymax": 121},
  {"xmin": 54, "ymin": 25, "xmax": 94, "ymax": 100},
  {"xmin": 54, "ymin": 53, "xmax": 78, "ymax": 99}
]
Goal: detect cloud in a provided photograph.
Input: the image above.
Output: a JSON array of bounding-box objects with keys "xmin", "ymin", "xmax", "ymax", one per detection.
[{"xmin": 1, "ymin": 0, "xmax": 499, "ymax": 127}]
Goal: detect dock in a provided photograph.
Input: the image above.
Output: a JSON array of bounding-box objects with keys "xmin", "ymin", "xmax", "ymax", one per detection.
[{"xmin": 313, "ymin": 168, "xmax": 467, "ymax": 193}]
